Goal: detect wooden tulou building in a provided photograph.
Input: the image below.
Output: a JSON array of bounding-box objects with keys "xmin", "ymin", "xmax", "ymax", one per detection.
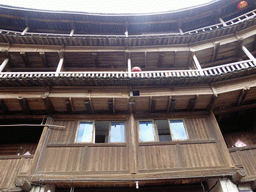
[{"xmin": 1, "ymin": 0, "xmax": 256, "ymax": 191}]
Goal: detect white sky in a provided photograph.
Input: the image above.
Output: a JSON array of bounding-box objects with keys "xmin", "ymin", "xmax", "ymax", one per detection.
[{"xmin": 0, "ymin": 0, "xmax": 216, "ymax": 14}]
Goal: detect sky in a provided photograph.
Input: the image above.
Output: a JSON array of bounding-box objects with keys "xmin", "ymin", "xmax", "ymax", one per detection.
[{"xmin": 0, "ymin": 0, "xmax": 217, "ymax": 14}]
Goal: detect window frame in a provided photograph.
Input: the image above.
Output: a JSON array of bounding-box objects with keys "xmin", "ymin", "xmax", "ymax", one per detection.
[
  {"xmin": 138, "ymin": 119, "xmax": 188, "ymax": 143},
  {"xmin": 168, "ymin": 119, "xmax": 189, "ymax": 141},
  {"xmin": 75, "ymin": 120, "xmax": 126, "ymax": 143},
  {"xmin": 75, "ymin": 120, "xmax": 95, "ymax": 143}
]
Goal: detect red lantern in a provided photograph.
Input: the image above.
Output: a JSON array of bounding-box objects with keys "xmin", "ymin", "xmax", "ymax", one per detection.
[
  {"xmin": 237, "ymin": 1, "xmax": 248, "ymax": 10},
  {"xmin": 131, "ymin": 67, "xmax": 141, "ymax": 72}
]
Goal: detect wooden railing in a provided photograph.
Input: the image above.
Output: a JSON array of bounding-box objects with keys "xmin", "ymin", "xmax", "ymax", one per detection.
[
  {"xmin": 185, "ymin": 9, "xmax": 256, "ymax": 35},
  {"xmin": 0, "ymin": 9, "xmax": 256, "ymax": 38},
  {"xmin": 0, "ymin": 60, "xmax": 255, "ymax": 80}
]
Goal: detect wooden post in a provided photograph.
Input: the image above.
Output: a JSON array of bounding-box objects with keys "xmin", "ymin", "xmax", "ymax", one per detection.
[
  {"xmin": 21, "ymin": 27, "xmax": 29, "ymax": 35},
  {"xmin": 128, "ymin": 58, "xmax": 131, "ymax": 77},
  {"xmin": 0, "ymin": 58, "xmax": 9, "ymax": 72},
  {"xmin": 192, "ymin": 53, "xmax": 204, "ymax": 75},
  {"xmin": 242, "ymin": 46, "xmax": 256, "ymax": 64},
  {"xmin": 15, "ymin": 178, "xmax": 32, "ymax": 192},
  {"xmin": 179, "ymin": 28, "xmax": 184, "ymax": 35},
  {"xmin": 69, "ymin": 29, "xmax": 75, "ymax": 36},
  {"xmin": 231, "ymin": 169, "xmax": 246, "ymax": 183},
  {"xmin": 219, "ymin": 18, "xmax": 227, "ymax": 27},
  {"xmin": 55, "ymin": 57, "xmax": 64, "ymax": 76},
  {"xmin": 129, "ymin": 113, "xmax": 137, "ymax": 174}
]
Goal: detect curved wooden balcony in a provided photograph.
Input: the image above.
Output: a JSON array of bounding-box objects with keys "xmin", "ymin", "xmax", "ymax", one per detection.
[
  {"xmin": 0, "ymin": 9, "xmax": 256, "ymax": 47},
  {"xmin": 0, "ymin": 59, "xmax": 255, "ymax": 86}
]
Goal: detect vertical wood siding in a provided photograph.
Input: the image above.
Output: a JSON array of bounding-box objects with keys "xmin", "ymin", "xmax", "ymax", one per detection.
[
  {"xmin": 48, "ymin": 120, "xmax": 78, "ymax": 144},
  {"xmin": 138, "ymin": 143, "xmax": 225, "ymax": 171},
  {"xmin": 0, "ymin": 157, "xmax": 33, "ymax": 189},
  {"xmin": 38, "ymin": 146, "xmax": 128, "ymax": 173},
  {"xmin": 38, "ymin": 147, "xmax": 86, "ymax": 172},
  {"xmin": 37, "ymin": 115, "xmax": 229, "ymax": 175},
  {"xmin": 85, "ymin": 147, "xmax": 127, "ymax": 172},
  {"xmin": 185, "ymin": 118, "xmax": 213, "ymax": 140},
  {"xmin": 230, "ymin": 149, "xmax": 256, "ymax": 179}
]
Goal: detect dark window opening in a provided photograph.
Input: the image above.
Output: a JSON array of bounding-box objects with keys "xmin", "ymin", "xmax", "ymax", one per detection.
[
  {"xmin": 217, "ymin": 108, "xmax": 256, "ymax": 148},
  {"xmin": 0, "ymin": 118, "xmax": 44, "ymax": 156}
]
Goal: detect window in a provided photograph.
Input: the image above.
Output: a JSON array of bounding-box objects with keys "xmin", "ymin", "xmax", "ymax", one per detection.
[
  {"xmin": 139, "ymin": 119, "xmax": 188, "ymax": 142},
  {"xmin": 76, "ymin": 121, "xmax": 125, "ymax": 143}
]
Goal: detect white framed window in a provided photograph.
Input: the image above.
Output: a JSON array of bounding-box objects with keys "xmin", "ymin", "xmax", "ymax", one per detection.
[
  {"xmin": 75, "ymin": 121, "xmax": 125, "ymax": 143},
  {"xmin": 139, "ymin": 119, "xmax": 188, "ymax": 142}
]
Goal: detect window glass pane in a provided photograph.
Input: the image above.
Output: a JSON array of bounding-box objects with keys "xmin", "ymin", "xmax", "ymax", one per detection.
[
  {"xmin": 110, "ymin": 122, "xmax": 125, "ymax": 143},
  {"xmin": 155, "ymin": 120, "xmax": 171, "ymax": 142},
  {"xmin": 170, "ymin": 120, "xmax": 188, "ymax": 140},
  {"xmin": 139, "ymin": 121, "xmax": 155, "ymax": 142},
  {"xmin": 76, "ymin": 122, "xmax": 93, "ymax": 142}
]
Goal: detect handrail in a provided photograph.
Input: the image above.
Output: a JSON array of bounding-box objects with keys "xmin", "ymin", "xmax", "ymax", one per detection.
[
  {"xmin": 0, "ymin": 9, "xmax": 256, "ymax": 38},
  {"xmin": 184, "ymin": 9, "xmax": 256, "ymax": 35},
  {"xmin": 0, "ymin": 60, "xmax": 255, "ymax": 80}
]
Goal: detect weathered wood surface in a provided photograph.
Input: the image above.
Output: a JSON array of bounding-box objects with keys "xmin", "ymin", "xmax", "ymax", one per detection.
[
  {"xmin": 0, "ymin": 156, "xmax": 33, "ymax": 189},
  {"xmin": 230, "ymin": 148, "xmax": 256, "ymax": 182},
  {"xmin": 34, "ymin": 114, "xmax": 233, "ymax": 176}
]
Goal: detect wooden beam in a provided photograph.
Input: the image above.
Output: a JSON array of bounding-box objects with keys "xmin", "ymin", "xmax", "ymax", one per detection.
[
  {"xmin": 2, "ymin": 51, "xmax": 13, "ymax": 68},
  {"xmin": 17, "ymin": 96, "xmax": 29, "ymax": 114},
  {"xmin": 15, "ymin": 178, "xmax": 31, "ymax": 192},
  {"xmin": 41, "ymin": 95, "xmax": 54, "ymax": 114},
  {"xmin": 69, "ymin": 29, "xmax": 75, "ymax": 36},
  {"xmin": 236, "ymin": 38, "xmax": 244, "ymax": 58},
  {"xmin": 211, "ymin": 42, "xmax": 220, "ymax": 62},
  {"xmin": 173, "ymin": 51, "xmax": 177, "ymax": 67},
  {"xmin": 214, "ymin": 103, "xmax": 256, "ymax": 115},
  {"xmin": 128, "ymin": 58, "xmax": 131, "ymax": 77},
  {"xmin": 55, "ymin": 55, "xmax": 64, "ymax": 75},
  {"xmin": 85, "ymin": 100, "xmax": 94, "ymax": 113},
  {"xmin": 157, "ymin": 53, "xmax": 164, "ymax": 68},
  {"xmin": 149, "ymin": 97, "xmax": 156, "ymax": 112},
  {"xmin": 144, "ymin": 52, "xmax": 147, "ymax": 68},
  {"xmin": 242, "ymin": 45, "xmax": 256, "ymax": 63},
  {"xmin": 129, "ymin": 100, "xmax": 135, "ymax": 114},
  {"xmin": 92, "ymin": 53, "xmax": 99, "ymax": 68},
  {"xmin": 0, "ymin": 58, "xmax": 9, "ymax": 72},
  {"xmin": 0, "ymin": 99, "xmax": 8, "ymax": 114},
  {"xmin": 20, "ymin": 52, "xmax": 30, "ymax": 68},
  {"xmin": 21, "ymin": 27, "xmax": 29, "ymax": 36},
  {"xmin": 109, "ymin": 99, "xmax": 114, "ymax": 114},
  {"xmin": 187, "ymin": 96, "xmax": 197, "ymax": 111},
  {"xmin": 188, "ymin": 50, "xmax": 195, "ymax": 68},
  {"xmin": 231, "ymin": 169, "xmax": 246, "ymax": 184},
  {"xmin": 192, "ymin": 54, "xmax": 204, "ymax": 75},
  {"xmin": 219, "ymin": 18, "xmax": 227, "ymax": 26},
  {"xmin": 236, "ymin": 88, "xmax": 249, "ymax": 106},
  {"xmin": 65, "ymin": 97, "xmax": 74, "ymax": 114},
  {"xmin": 207, "ymin": 95, "xmax": 218, "ymax": 111},
  {"xmin": 39, "ymin": 52, "xmax": 48, "ymax": 67},
  {"xmin": 167, "ymin": 97, "xmax": 176, "ymax": 113}
]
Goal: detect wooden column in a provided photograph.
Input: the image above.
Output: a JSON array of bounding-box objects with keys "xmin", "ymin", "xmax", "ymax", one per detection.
[
  {"xmin": 21, "ymin": 27, "xmax": 29, "ymax": 36},
  {"xmin": 55, "ymin": 57, "xmax": 64, "ymax": 76},
  {"xmin": 69, "ymin": 29, "xmax": 75, "ymax": 36},
  {"xmin": 242, "ymin": 46, "xmax": 256, "ymax": 64},
  {"xmin": 191, "ymin": 50, "xmax": 204, "ymax": 75},
  {"xmin": 0, "ymin": 58, "xmax": 9, "ymax": 72},
  {"xmin": 211, "ymin": 42, "xmax": 220, "ymax": 62},
  {"xmin": 129, "ymin": 113, "xmax": 137, "ymax": 174},
  {"xmin": 128, "ymin": 58, "xmax": 131, "ymax": 77},
  {"xmin": 231, "ymin": 169, "xmax": 246, "ymax": 183},
  {"xmin": 15, "ymin": 178, "xmax": 31, "ymax": 192},
  {"xmin": 219, "ymin": 18, "xmax": 227, "ymax": 27}
]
